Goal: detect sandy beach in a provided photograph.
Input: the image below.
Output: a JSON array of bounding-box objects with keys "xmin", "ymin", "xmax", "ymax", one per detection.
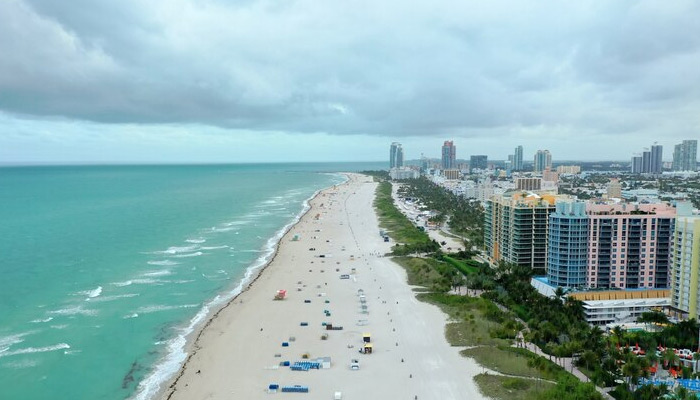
[{"xmin": 160, "ymin": 173, "xmax": 487, "ymax": 400}]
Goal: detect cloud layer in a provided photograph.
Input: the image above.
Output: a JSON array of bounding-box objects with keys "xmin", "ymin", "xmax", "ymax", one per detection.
[{"xmin": 1, "ymin": 0, "xmax": 699, "ymax": 161}]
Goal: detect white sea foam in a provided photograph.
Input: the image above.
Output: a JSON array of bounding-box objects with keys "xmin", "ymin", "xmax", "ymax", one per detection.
[
  {"xmin": 147, "ymin": 260, "xmax": 180, "ymax": 266},
  {"xmin": 131, "ymin": 183, "xmax": 336, "ymax": 400},
  {"xmin": 0, "ymin": 343, "xmax": 70, "ymax": 358},
  {"xmin": 142, "ymin": 270, "xmax": 172, "ymax": 277},
  {"xmin": 154, "ymin": 245, "xmax": 198, "ymax": 255},
  {"xmin": 124, "ymin": 313, "xmax": 139, "ymax": 319},
  {"xmin": 135, "ymin": 304, "xmax": 199, "ymax": 314},
  {"xmin": 88, "ymin": 293, "xmax": 139, "ymax": 303},
  {"xmin": 30, "ymin": 317, "xmax": 53, "ymax": 324},
  {"xmin": 200, "ymin": 245, "xmax": 228, "ymax": 251},
  {"xmin": 48, "ymin": 305, "xmax": 97, "ymax": 316},
  {"xmin": 0, "ymin": 331, "xmax": 36, "ymax": 351},
  {"xmin": 185, "ymin": 238, "xmax": 206, "ymax": 244},
  {"xmin": 1, "ymin": 359, "xmax": 39, "ymax": 369},
  {"xmin": 172, "ymin": 252, "xmax": 203, "ymax": 258},
  {"xmin": 112, "ymin": 278, "xmax": 169, "ymax": 287},
  {"xmin": 209, "ymin": 226, "xmax": 238, "ymax": 233},
  {"xmin": 50, "ymin": 325, "xmax": 68, "ymax": 330},
  {"xmin": 75, "ymin": 286, "xmax": 102, "ymax": 299}
]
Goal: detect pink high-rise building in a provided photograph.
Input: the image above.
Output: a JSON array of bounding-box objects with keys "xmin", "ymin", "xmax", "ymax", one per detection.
[{"xmin": 586, "ymin": 203, "xmax": 675, "ymax": 289}]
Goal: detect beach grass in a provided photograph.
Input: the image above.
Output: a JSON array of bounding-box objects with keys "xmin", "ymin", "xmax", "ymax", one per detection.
[
  {"xmin": 461, "ymin": 346, "xmax": 564, "ymax": 380},
  {"xmin": 473, "ymin": 374, "xmax": 553, "ymax": 400},
  {"xmin": 374, "ymin": 181, "xmax": 429, "ymax": 245}
]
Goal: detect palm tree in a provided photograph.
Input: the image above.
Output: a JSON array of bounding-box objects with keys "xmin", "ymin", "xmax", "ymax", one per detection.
[{"xmin": 622, "ymin": 358, "xmax": 642, "ymax": 391}]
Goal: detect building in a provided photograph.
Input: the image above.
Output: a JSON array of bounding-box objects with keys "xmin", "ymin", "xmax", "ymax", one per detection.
[
  {"xmin": 542, "ymin": 167, "xmax": 559, "ymax": 183},
  {"xmin": 631, "ymin": 155, "xmax": 644, "ymax": 173},
  {"xmin": 485, "ymin": 192, "xmax": 562, "ymax": 275},
  {"xmin": 389, "ymin": 142, "xmax": 403, "ymax": 168},
  {"xmin": 670, "ymin": 216, "xmax": 700, "ymax": 319},
  {"xmin": 533, "ymin": 150, "xmax": 552, "ymax": 173},
  {"xmin": 586, "ymin": 203, "xmax": 676, "ymax": 289},
  {"xmin": 547, "ymin": 201, "xmax": 588, "ymax": 288},
  {"xmin": 443, "ymin": 169, "xmax": 460, "ymax": 180},
  {"xmin": 606, "ymin": 178, "xmax": 622, "ymax": 199},
  {"xmin": 631, "ymin": 144, "xmax": 664, "ymax": 174},
  {"xmin": 515, "ymin": 177, "xmax": 542, "ymax": 191},
  {"xmin": 389, "ymin": 167, "xmax": 419, "ymax": 180},
  {"xmin": 470, "ymin": 155, "xmax": 488, "ymax": 170},
  {"xmin": 570, "ymin": 289, "xmax": 671, "ymax": 326},
  {"xmin": 441, "ymin": 141, "xmax": 456, "ymax": 170},
  {"xmin": 650, "ymin": 144, "xmax": 663, "ymax": 174},
  {"xmin": 556, "ymin": 165, "xmax": 581, "ymax": 174},
  {"xmin": 673, "ymin": 140, "xmax": 698, "ymax": 171},
  {"xmin": 513, "ymin": 145, "xmax": 524, "ymax": 171}
]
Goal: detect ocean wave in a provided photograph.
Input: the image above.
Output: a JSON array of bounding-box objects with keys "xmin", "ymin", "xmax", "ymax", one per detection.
[
  {"xmin": 0, "ymin": 343, "xmax": 70, "ymax": 359},
  {"xmin": 172, "ymin": 252, "xmax": 203, "ymax": 258},
  {"xmin": 153, "ymin": 245, "xmax": 199, "ymax": 255},
  {"xmin": 1, "ymin": 359, "xmax": 39, "ymax": 369},
  {"xmin": 30, "ymin": 317, "xmax": 53, "ymax": 324},
  {"xmin": 124, "ymin": 313, "xmax": 139, "ymax": 319},
  {"xmin": 130, "ymin": 183, "xmax": 333, "ymax": 400},
  {"xmin": 88, "ymin": 294, "xmax": 140, "ymax": 303},
  {"xmin": 135, "ymin": 304, "xmax": 199, "ymax": 314},
  {"xmin": 48, "ymin": 305, "xmax": 97, "ymax": 317},
  {"xmin": 50, "ymin": 325, "xmax": 68, "ymax": 330},
  {"xmin": 185, "ymin": 238, "xmax": 206, "ymax": 244},
  {"xmin": 209, "ymin": 226, "xmax": 238, "ymax": 233},
  {"xmin": 111, "ymin": 279, "xmax": 169, "ymax": 287},
  {"xmin": 0, "ymin": 331, "xmax": 36, "ymax": 351},
  {"xmin": 75, "ymin": 286, "xmax": 102, "ymax": 299},
  {"xmin": 147, "ymin": 260, "xmax": 180, "ymax": 266},
  {"xmin": 200, "ymin": 245, "xmax": 229, "ymax": 251},
  {"xmin": 142, "ymin": 270, "xmax": 172, "ymax": 277}
]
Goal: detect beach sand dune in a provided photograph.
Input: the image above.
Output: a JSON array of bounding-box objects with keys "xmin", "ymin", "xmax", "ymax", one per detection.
[{"xmin": 161, "ymin": 174, "xmax": 487, "ymax": 400}]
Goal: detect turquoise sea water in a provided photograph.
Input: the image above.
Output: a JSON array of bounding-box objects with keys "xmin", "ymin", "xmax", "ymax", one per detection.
[{"xmin": 0, "ymin": 162, "xmax": 383, "ymax": 400}]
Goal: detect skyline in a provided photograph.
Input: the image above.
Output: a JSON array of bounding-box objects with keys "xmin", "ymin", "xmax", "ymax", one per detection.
[{"xmin": 2, "ymin": 0, "xmax": 700, "ymax": 163}]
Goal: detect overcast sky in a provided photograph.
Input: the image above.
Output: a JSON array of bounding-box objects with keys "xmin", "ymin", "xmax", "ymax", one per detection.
[{"xmin": 1, "ymin": 0, "xmax": 699, "ymax": 164}]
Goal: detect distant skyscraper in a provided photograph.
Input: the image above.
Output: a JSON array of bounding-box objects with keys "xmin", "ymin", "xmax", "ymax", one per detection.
[
  {"xmin": 470, "ymin": 155, "xmax": 488, "ymax": 170},
  {"xmin": 533, "ymin": 150, "xmax": 552, "ymax": 173},
  {"xmin": 441, "ymin": 140, "xmax": 456, "ymax": 170},
  {"xmin": 673, "ymin": 140, "xmax": 698, "ymax": 171},
  {"xmin": 389, "ymin": 142, "xmax": 403, "ymax": 168},
  {"xmin": 513, "ymin": 145, "xmax": 523, "ymax": 171},
  {"xmin": 631, "ymin": 143, "xmax": 665, "ymax": 173},
  {"xmin": 650, "ymin": 144, "xmax": 663, "ymax": 174},
  {"xmin": 631, "ymin": 155, "xmax": 643, "ymax": 173},
  {"xmin": 606, "ymin": 178, "xmax": 622, "ymax": 198}
]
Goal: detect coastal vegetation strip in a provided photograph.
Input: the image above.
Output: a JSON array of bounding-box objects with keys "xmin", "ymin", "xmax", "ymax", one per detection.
[{"xmin": 368, "ymin": 175, "xmax": 603, "ymax": 399}]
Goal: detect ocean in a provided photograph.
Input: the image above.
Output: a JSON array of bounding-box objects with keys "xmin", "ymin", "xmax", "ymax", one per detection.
[{"xmin": 0, "ymin": 162, "xmax": 384, "ymax": 400}]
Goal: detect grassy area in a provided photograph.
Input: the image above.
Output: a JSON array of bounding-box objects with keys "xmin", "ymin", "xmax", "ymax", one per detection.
[
  {"xmin": 374, "ymin": 181, "xmax": 430, "ymax": 245},
  {"xmin": 462, "ymin": 346, "xmax": 565, "ymax": 380},
  {"xmin": 392, "ymin": 256, "xmax": 453, "ymax": 291},
  {"xmin": 417, "ymin": 292, "xmax": 519, "ymax": 347},
  {"xmin": 441, "ymin": 255, "xmax": 478, "ymax": 275},
  {"xmin": 474, "ymin": 374, "xmax": 554, "ymax": 400}
]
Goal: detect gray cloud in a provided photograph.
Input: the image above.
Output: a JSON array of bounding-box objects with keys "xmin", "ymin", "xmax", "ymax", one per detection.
[{"xmin": 1, "ymin": 0, "xmax": 699, "ymax": 141}]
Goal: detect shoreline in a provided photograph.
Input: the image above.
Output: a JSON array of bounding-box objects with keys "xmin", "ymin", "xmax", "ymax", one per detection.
[
  {"xmin": 137, "ymin": 175, "xmax": 349, "ymax": 400},
  {"xmin": 159, "ymin": 173, "xmax": 487, "ymax": 400}
]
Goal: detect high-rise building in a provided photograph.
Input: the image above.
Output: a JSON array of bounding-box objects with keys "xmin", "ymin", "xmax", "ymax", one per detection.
[
  {"xmin": 556, "ymin": 165, "xmax": 581, "ymax": 174},
  {"xmin": 513, "ymin": 145, "xmax": 524, "ymax": 171},
  {"xmin": 631, "ymin": 143, "xmax": 665, "ymax": 174},
  {"xmin": 670, "ymin": 216, "xmax": 700, "ymax": 319},
  {"xmin": 650, "ymin": 144, "xmax": 663, "ymax": 174},
  {"xmin": 470, "ymin": 155, "xmax": 488, "ymax": 170},
  {"xmin": 533, "ymin": 150, "xmax": 552, "ymax": 173},
  {"xmin": 586, "ymin": 203, "xmax": 675, "ymax": 289},
  {"xmin": 484, "ymin": 192, "xmax": 562, "ymax": 275},
  {"xmin": 441, "ymin": 141, "xmax": 456, "ymax": 170},
  {"xmin": 389, "ymin": 142, "xmax": 403, "ymax": 168},
  {"xmin": 547, "ymin": 201, "xmax": 588, "ymax": 288},
  {"xmin": 631, "ymin": 155, "xmax": 644, "ymax": 173},
  {"xmin": 672, "ymin": 140, "xmax": 698, "ymax": 171}
]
